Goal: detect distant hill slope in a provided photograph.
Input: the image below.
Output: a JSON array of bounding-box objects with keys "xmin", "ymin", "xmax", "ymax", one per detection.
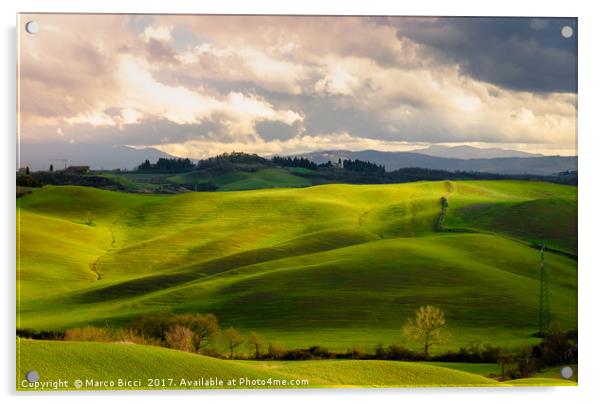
[
  {"xmin": 17, "ymin": 181, "xmax": 577, "ymax": 351},
  {"xmin": 412, "ymin": 145, "xmax": 543, "ymax": 159},
  {"xmin": 168, "ymin": 168, "xmax": 312, "ymax": 191},
  {"xmin": 300, "ymin": 150, "xmax": 576, "ymax": 175}
]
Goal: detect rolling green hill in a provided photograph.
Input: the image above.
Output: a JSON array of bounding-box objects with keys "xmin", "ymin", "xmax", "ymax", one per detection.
[
  {"xmin": 16, "ymin": 339, "xmax": 504, "ymax": 390},
  {"xmin": 96, "ymin": 167, "xmax": 314, "ymax": 193},
  {"xmin": 168, "ymin": 168, "xmax": 312, "ymax": 191},
  {"xmin": 17, "ymin": 180, "xmax": 577, "ymax": 352}
]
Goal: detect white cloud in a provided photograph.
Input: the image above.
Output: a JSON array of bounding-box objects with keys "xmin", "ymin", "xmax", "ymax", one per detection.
[
  {"xmin": 142, "ymin": 25, "xmax": 173, "ymax": 42},
  {"xmin": 149, "ymin": 131, "xmax": 419, "ymax": 159},
  {"xmin": 305, "ymin": 55, "xmax": 576, "ymax": 146},
  {"xmin": 66, "ymin": 112, "xmax": 116, "ymax": 127},
  {"xmin": 19, "ymin": 15, "xmax": 577, "ymax": 157},
  {"xmin": 63, "ymin": 55, "xmax": 304, "ymax": 139},
  {"xmin": 117, "ymin": 55, "xmax": 218, "ymax": 124},
  {"xmin": 314, "ymin": 64, "xmax": 359, "ymax": 96},
  {"xmin": 120, "ymin": 108, "xmax": 143, "ymax": 125},
  {"xmin": 176, "ymin": 43, "xmax": 310, "ymax": 94}
]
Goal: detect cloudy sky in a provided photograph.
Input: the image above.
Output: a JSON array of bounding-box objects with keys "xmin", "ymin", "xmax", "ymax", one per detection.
[{"xmin": 18, "ymin": 14, "xmax": 577, "ymax": 159}]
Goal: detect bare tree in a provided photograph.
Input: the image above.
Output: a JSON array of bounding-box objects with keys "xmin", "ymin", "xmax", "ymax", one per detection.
[
  {"xmin": 165, "ymin": 325, "xmax": 195, "ymax": 352},
  {"xmin": 248, "ymin": 331, "xmax": 265, "ymax": 359},
  {"xmin": 497, "ymin": 348, "xmax": 516, "ymax": 380},
  {"xmin": 175, "ymin": 313, "xmax": 219, "ymax": 352},
  {"xmin": 222, "ymin": 327, "xmax": 245, "ymax": 359},
  {"xmin": 403, "ymin": 305, "xmax": 448, "ymax": 357}
]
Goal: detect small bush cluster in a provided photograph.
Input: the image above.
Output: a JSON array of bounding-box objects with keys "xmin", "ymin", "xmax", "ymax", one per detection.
[
  {"xmin": 17, "ymin": 329, "xmax": 64, "ymax": 340},
  {"xmin": 16, "ymin": 174, "xmax": 41, "ymax": 188},
  {"xmin": 275, "ymin": 346, "xmax": 337, "ymax": 360},
  {"xmin": 62, "ymin": 326, "xmax": 158, "ymax": 346},
  {"xmin": 431, "ymin": 342, "xmax": 501, "ymax": 363},
  {"xmin": 17, "ymin": 314, "xmax": 577, "ymax": 375},
  {"xmin": 54, "ymin": 313, "xmax": 250, "ymax": 359},
  {"xmin": 374, "ymin": 343, "xmax": 426, "ymax": 361},
  {"xmin": 130, "ymin": 312, "xmax": 219, "ymax": 353},
  {"xmin": 497, "ymin": 324, "xmax": 578, "ymax": 380}
]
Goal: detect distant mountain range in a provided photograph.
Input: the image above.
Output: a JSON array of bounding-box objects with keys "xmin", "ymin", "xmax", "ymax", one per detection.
[
  {"xmin": 19, "ymin": 143, "xmax": 174, "ymax": 171},
  {"xmin": 412, "ymin": 145, "xmax": 542, "ymax": 159},
  {"xmin": 298, "ymin": 148, "xmax": 576, "ymax": 176},
  {"xmin": 19, "ymin": 143, "xmax": 576, "ymax": 176}
]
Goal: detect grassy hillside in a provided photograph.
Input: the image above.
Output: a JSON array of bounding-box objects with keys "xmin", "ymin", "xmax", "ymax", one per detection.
[
  {"xmin": 446, "ymin": 182, "xmax": 577, "ymax": 254},
  {"xmin": 17, "ymin": 181, "xmax": 577, "ymax": 352},
  {"xmin": 168, "ymin": 168, "xmax": 312, "ymax": 191},
  {"xmin": 96, "ymin": 167, "xmax": 314, "ymax": 193},
  {"xmin": 16, "ymin": 339, "xmax": 504, "ymax": 390}
]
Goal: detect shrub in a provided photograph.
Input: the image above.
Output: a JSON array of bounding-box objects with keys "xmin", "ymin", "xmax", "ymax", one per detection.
[
  {"xmin": 375, "ymin": 343, "xmax": 387, "ymax": 359},
  {"xmin": 345, "ymin": 346, "xmax": 366, "ymax": 359},
  {"xmin": 165, "ymin": 325, "xmax": 195, "ymax": 352},
  {"xmin": 308, "ymin": 346, "xmax": 334, "ymax": 359},
  {"xmin": 261, "ymin": 345, "xmax": 336, "ymax": 361},
  {"xmin": 515, "ymin": 346, "xmax": 539, "ymax": 378},
  {"xmin": 16, "ymin": 174, "xmax": 41, "ymax": 188},
  {"xmin": 384, "ymin": 344, "xmax": 425, "ymax": 361},
  {"xmin": 17, "ymin": 329, "xmax": 64, "ymax": 340},
  {"xmin": 432, "ymin": 343, "xmax": 501, "ymax": 363},
  {"xmin": 267, "ymin": 342, "xmax": 286, "ymax": 360},
  {"xmin": 113, "ymin": 328, "xmax": 158, "ymax": 345},
  {"xmin": 535, "ymin": 322, "xmax": 576, "ymax": 366},
  {"xmin": 175, "ymin": 313, "xmax": 219, "ymax": 351},
  {"xmin": 282, "ymin": 349, "xmax": 314, "ymax": 360},
  {"xmin": 63, "ymin": 326, "xmax": 113, "ymax": 342},
  {"xmin": 130, "ymin": 311, "xmax": 175, "ymax": 342},
  {"xmin": 198, "ymin": 346, "xmax": 223, "ymax": 358},
  {"xmin": 130, "ymin": 312, "xmax": 219, "ymax": 352}
]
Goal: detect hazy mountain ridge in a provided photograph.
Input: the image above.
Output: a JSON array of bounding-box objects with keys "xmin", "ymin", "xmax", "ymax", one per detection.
[
  {"xmin": 412, "ymin": 145, "xmax": 543, "ymax": 159},
  {"xmin": 19, "ymin": 143, "xmax": 576, "ymax": 176},
  {"xmin": 19, "ymin": 144, "xmax": 175, "ymax": 171},
  {"xmin": 298, "ymin": 149, "xmax": 576, "ymax": 176}
]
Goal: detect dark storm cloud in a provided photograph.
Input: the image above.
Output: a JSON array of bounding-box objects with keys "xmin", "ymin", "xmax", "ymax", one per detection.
[
  {"xmin": 19, "ymin": 14, "xmax": 577, "ymax": 158},
  {"xmin": 247, "ymin": 90, "xmax": 389, "ymax": 141},
  {"xmin": 301, "ymin": 97, "xmax": 385, "ymax": 139},
  {"xmin": 393, "ymin": 17, "xmax": 577, "ymax": 93},
  {"xmin": 59, "ymin": 118, "xmax": 221, "ymax": 146},
  {"xmin": 255, "ymin": 120, "xmax": 302, "ymax": 141}
]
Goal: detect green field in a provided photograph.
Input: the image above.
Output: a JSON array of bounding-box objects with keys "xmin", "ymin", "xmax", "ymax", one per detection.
[
  {"xmin": 17, "ymin": 339, "xmax": 509, "ymax": 390},
  {"xmin": 168, "ymin": 168, "xmax": 313, "ymax": 191},
  {"xmin": 17, "ymin": 180, "xmax": 577, "ymax": 353},
  {"xmin": 97, "ymin": 167, "xmax": 314, "ymax": 193}
]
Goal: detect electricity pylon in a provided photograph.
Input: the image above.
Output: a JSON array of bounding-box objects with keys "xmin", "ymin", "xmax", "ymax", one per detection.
[{"xmin": 538, "ymin": 241, "xmax": 551, "ymax": 334}]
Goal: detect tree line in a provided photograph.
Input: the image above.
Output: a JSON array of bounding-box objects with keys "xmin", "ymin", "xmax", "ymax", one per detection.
[
  {"xmin": 16, "ymin": 305, "xmax": 576, "ymax": 381},
  {"xmin": 271, "ymin": 156, "xmax": 318, "ymax": 170},
  {"xmin": 99, "ymin": 151, "xmax": 573, "ymax": 188},
  {"xmin": 137, "ymin": 157, "xmax": 195, "ymax": 172},
  {"xmin": 342, "ymin": 159, "xmax": 386, "ymax": 175}
]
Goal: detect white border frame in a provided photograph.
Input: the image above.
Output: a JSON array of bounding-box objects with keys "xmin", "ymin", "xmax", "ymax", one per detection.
[{"xmin": 3, "ymin": 1, "xmax": 601, "ymax": 403}]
